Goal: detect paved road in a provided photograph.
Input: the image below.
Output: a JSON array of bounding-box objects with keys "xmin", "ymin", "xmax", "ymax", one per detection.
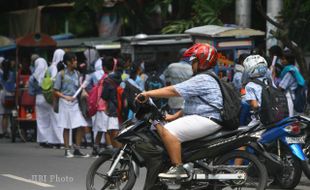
[{"xmin": 0, "ymin": 139, "xmax": 310, "ymax": 190}]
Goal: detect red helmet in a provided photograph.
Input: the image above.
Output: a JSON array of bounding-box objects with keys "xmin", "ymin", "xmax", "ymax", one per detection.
[{"xmin": 183, "ymin": 43, "xmax": 218, "ymax": 71}]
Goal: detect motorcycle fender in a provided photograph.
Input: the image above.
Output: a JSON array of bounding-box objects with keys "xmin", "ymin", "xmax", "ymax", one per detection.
[
  {"xmin": 281, "ymin": 138, "xmax": 307, "ymax": 161},
  {"xmin": 132, "ymin": 160, "xmax": 140, "ymax": 178}
]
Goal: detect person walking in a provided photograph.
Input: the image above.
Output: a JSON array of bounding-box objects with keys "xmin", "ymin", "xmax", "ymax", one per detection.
[
  {"xmin": 163, "ymin": 48, "xmax": 193, "ymax": 114},
  {"xmin": 29, "ymin": 58, "xmax": 63, "ymax": 146},
  {"xmin": 53, "ymin": 52, "xmax": 89, "ymax": 158}
]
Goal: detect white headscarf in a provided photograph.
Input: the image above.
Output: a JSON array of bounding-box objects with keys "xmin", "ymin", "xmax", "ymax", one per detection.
[
  {"xmin": 93, "ymin": 58, "xmax": 104, "ymax": 81},
  {"xmin": 84, "ymin": 49, "xmax": 99, "ymax": 65},
  {"xmin": 33, "ymin": 58, "xmax": 48, "ymax": 86},
  {"xmin": 50, "ymin": 49, "xmax": 65, "ymax": 79}
]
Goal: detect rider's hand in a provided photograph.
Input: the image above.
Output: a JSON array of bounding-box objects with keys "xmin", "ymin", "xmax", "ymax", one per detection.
[
  {"xmin": 165, "ymin": 113, "xmax": 176, "ymax": 122},
  {"xmin": 135, "ymin": 92, "xmax": 149, "ymax": 103}
]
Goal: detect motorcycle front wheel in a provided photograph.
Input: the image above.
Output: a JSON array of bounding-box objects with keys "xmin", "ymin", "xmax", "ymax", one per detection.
[
  {"xmin": 209, "ymin": 150, "xmax": 267, "ymax": 190},
  {"xmin": 86, "ymin": 154, "xmax": 137, "ymax": 190}
]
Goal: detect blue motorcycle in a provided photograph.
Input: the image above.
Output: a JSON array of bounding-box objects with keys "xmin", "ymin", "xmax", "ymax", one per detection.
[{"xmin": 249, "ymin": 115, "xmax": 310, "ymax": 189}]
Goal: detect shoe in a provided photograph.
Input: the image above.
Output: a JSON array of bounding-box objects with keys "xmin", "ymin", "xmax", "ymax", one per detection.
[
  {"xmin": 158, "ymin": 165, "xmax": 188, "ymax": 179},
  {"xmin": 73, "ymin": 149, "xmax": 90, "ymax": 158},
  {"xmin": 91, "ymin": 148, "xmax": 99, "ymax": 158},
  {"xmin": 65, "ymin": 150, "xmax": 74, "ymax": 158}
]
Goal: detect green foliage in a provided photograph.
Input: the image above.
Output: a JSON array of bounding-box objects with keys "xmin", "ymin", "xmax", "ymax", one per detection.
[
  {"xmin": 281, "ymin": 0, "xmax": 310, "ymax": 50},
  {"xmin": 161, "ymin": 0, "xmax": 233, "ymax": 34}
]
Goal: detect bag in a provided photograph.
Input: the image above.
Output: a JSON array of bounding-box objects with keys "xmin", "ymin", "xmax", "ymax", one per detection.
[
  {"xmin": 107, "ymin": 78, "xmax": 128, "ymax": 123},
  {"xmin": 41, "ymin": 70, "xmax": 54, "ymax": 105},
  {"xmin": 293, "ymin": 83, "xmax": 308, "ymax": 113},
  {"xmin": 144, "ymin": 73, "xmax": 165, "ymax": 107},
  {"xmin": 124, "ymin": 80, "xmax": 142, "ymax": 112},
  {"xmin": 252, "ymin": 79, "xmax": 289, "ymax": 125},
  {"xmin": 53, "ymin": 70, "xmax": 65, "ymax": 113},
  {"xmin": 87, "ymin": 74, "xmax": 108, "ymax": 117},
  {"xmin": 205, "ymin": 72, "xmax": 241, "ymax": 130},
  {"xmin": 2, "ymin": 90, "xmax": 15, "ymax": 108}
]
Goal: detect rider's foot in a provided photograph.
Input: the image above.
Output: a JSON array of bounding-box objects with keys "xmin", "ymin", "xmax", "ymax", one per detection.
[{"xmin": 158, "ymin": 165, "xmax": 188, "ymax": 179}]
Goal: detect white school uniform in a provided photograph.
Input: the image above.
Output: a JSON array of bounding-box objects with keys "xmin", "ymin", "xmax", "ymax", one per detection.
[
  {"xmin": 36, "ymin": 94, "xmax": 63, "ymax": 144},
  {"xmin": 58, "ymin": 98, "xmax": 88, "ymax": 129}
]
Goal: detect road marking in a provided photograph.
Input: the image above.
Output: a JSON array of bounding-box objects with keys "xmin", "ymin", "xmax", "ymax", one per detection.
[{"xmin": 1, "ymin": 174, "xmax": 54, "ymax": 188}]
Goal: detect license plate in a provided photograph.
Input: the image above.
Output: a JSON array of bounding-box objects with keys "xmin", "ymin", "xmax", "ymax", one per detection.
[{"xmin": 285, "ymin": 136, "xmax": 306, "ymax": 144}]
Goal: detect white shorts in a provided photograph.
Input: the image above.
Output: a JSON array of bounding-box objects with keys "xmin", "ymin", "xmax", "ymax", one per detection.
[
  {"xmin": 107, "ymin": 116, "xmax": 119, "ymax": 131},
  {"xmin": 164, "ymin": 115, "xmax": 222, "ymax": 142}
]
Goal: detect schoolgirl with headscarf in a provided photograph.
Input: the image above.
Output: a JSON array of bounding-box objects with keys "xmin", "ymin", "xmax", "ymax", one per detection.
[{"xmin": 28, "ymin": 58, "xmax": 63, "ymax": 146}]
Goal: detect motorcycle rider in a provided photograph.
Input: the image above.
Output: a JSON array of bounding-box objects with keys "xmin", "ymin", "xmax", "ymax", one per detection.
[
  {"xmin": 136, "ymin": 43, "xmax": 223, "ymax": 179},
  {"xmin": 243, "ymin": 55, "xmax": 268, "ymax": 115}
]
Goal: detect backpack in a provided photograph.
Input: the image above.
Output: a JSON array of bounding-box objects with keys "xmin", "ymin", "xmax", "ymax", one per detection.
[
  {"xmin": 293, "ymin": 83, "xmax": 308, "ymax": 113},
  {"xmin": 252, "ymin": 79, "xmax": 289, "ymax": 125},
  {"xmin": 107, "ymin": 78, "xmax": 128, "ymax": 123},
  {"xmin": 87, "ymin": 74, "xmax": 108, "ymax": 117},
  {"xmin": 41, "ymin": 70, "xmax": 54, "ymax": 105},
  {"xmin": 204, "ymin": 72, "xmax": 241, "ymax": 130},
  {"xmin": 144, "ymin": 73, "xmax": 165, "ymax": 107}
]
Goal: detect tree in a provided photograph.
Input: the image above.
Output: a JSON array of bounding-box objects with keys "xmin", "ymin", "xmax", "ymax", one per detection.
[
  {"xmin": 161, "ymin": 0, "xmax": 233, "ymax": 34},
  {"xmin": 255, "ymin": 0, "xmax": 310, "ymax": 81}
]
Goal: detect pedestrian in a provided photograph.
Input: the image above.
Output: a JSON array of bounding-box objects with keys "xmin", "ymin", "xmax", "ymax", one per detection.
[
  {"xmin": 50, "ymin": 49, "xmax": 65, "ymax": 79},
  {"xmin": 53, "ymin": 52, "xmax": 89, "ymax": 158},
  {"xmin": 89, "ymin": 58, "xmax": 110, "ymax": 157},
  {"xmin": 102, "ymin": 56, "xmax": 124, "ymax": 148},
  {"xmin": 84, "ymin": 49, "xmax": 100, "ymax": 72},
  {"xmin": 163, "ymin": 48, "xmax": 193, "ymax": 114},
  {"xmin": 28, "ymin": 58, "xmax": 63, "ymax": 147},
  {"xmin": 0, "ymin": 57, "xmax": 15, "ymax": 138},
  {"xmin": 278, "ymin": 49, "xmax": 306, "ymax": 116},
  {"xmin": 232, "ymin": 53, "xmax": 247, "ymax": 92}
]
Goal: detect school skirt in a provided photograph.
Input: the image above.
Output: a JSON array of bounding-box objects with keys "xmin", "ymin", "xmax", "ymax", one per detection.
[
  {"xmin": 92, "ymin": 111, "xmax": 108, "ymax": 132},
  {"xmin": 58, "ymin": 98, "xmax": 88, "ymax": 129}
]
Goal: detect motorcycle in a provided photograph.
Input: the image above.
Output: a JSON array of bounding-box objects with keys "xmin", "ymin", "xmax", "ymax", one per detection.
[
  {"xmin": 86, "ymin": 98, "xmax": 268, "ymax": 190},
  {"xmin": 248, "ymin": 115, "xmax": 310, "ymax": 189}
]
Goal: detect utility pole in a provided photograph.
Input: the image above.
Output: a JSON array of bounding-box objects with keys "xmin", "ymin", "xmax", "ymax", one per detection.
[{"xmin": 235, "ymin": 0, "xmax": 252, "ymax": 28}]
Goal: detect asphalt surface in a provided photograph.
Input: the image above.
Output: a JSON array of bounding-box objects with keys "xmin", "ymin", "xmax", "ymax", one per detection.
[{"xmin": 1, "ymin": 138, "xmax": 310, "ymax": 190}]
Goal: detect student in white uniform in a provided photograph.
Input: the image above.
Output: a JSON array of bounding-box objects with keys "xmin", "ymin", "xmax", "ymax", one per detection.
[
  {"xmin": 88, "ymin": 58, "xmax": 110, "ymax": 157},
  {"xmin": 28, "ymin": 58, "xmax": 63, "ymax": 146},
  {"xmin": 54, "ymin": 52, "xmax": 89, "ymax": 158}
]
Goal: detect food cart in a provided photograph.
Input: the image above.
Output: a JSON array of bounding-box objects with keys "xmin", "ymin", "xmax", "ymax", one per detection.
[
  {"xmin": 120, "ymin": 34, "xmax": 193, "ymax": 73},
  {"xmin": 185, "ymin": 25, "xmax": 265, "ymax": 80},
  {"xmin": 11, "ymin": 33, "xmax": 56, "ymax": 142}
]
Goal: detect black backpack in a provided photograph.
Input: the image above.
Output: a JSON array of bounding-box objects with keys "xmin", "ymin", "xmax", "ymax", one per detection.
[
  {"xmin": 251, "ymin": 79, "xmax": 289, "ymax": 125},
  {"xmin": 293, "ymin": 83, "xmax": 308, "ymax": 113},
  {"xmin": 201, "ymin": 72, "xmax": 241, "ymax": 130}
]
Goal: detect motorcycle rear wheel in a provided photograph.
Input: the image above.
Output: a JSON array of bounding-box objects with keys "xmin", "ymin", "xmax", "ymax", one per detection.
[
  {"xmin": 209, "ymin": 150, "xmax": 267, "ymax": 190},
  {"xmin": 86, "ymin": 155, "xmax": 136, "ymax": 190}
]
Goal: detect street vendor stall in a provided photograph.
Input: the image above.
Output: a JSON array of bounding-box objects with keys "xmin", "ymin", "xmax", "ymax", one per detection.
[
  {"xmin": 11, "ymin": 33, "xmax": 56, "ymax": 142},
  {"xmin": 120, "ymin": 34, "xmax": 193, "ymax": 73},
  {"xmin": 185, "ymin": 25, "xmax": 265, "ymax": 80}
]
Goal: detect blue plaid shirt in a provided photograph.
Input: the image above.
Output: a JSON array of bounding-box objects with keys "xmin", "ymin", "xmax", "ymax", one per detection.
[
  {"xmin": 54, "ymin": 69, "xmax": 80, "ymax": 96},
  {"xmin": 174, "ymin": 73, "xmax": 223, "ymax": 120}
]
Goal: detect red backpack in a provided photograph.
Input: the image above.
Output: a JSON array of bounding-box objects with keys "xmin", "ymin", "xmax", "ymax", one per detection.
[{"xmin": 87, "ymin": 74, "xmax": 108, "ymax": 117}]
